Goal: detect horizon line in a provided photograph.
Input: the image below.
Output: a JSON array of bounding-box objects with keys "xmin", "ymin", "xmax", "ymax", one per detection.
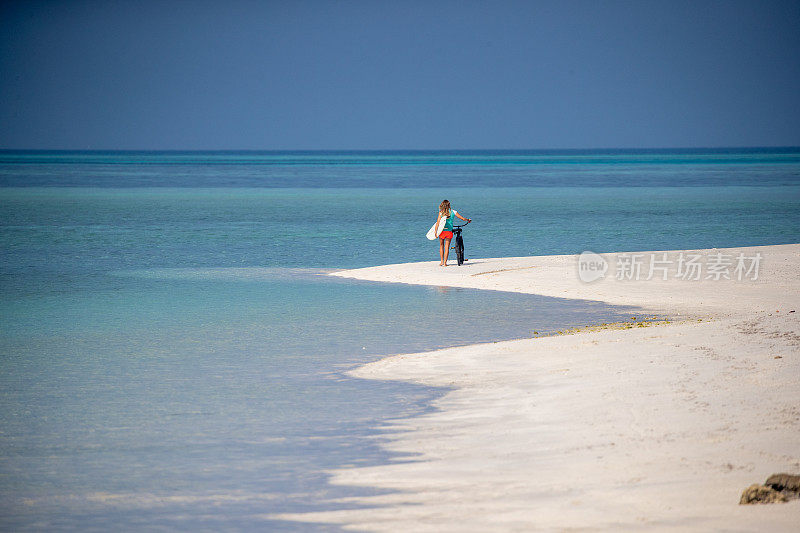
[{"xmin": 1, "ymin": 146, "xmax": 800, "ymax": 153}]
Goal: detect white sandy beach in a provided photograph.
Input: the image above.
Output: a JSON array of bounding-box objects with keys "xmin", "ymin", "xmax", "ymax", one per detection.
[{"xmin": 279, "ymin": 244, "xmax": 800, "ymax": 531}]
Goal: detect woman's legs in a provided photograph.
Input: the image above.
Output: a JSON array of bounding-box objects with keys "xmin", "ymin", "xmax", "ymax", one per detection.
[
  {"xmin": 438, "ymin": 238, "xmax": 444, "ymax": 265},
  {"xmin": 442, "ymin": 238, "xmax": 451, "ymax": 266}
]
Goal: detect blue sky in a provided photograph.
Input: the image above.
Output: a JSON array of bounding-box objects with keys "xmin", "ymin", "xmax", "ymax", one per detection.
[{"xmin": 1, "ymin": 0, "xmax": 798, "ymax": 150}]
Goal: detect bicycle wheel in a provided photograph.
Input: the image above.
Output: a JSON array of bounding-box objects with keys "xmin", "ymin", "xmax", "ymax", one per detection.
[{"xmin": 455, "ymin": 235, "xmax": 464, "ymax": 266}]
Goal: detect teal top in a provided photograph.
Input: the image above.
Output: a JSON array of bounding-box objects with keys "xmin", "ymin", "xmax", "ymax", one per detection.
[{"xmin": 443, "ymin": 209, "xmax": 457, "ymax": 231}]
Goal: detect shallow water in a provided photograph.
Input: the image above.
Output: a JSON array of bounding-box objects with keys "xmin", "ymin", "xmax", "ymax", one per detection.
[{"xmin": 1, "ymin": 268, "xmax": 636, "ymax": 530}]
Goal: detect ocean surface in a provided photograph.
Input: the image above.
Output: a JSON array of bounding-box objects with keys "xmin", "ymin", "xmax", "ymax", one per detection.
[{"xmin": 1, "ymin": 149, "xmax": 799, "ymax": 530}]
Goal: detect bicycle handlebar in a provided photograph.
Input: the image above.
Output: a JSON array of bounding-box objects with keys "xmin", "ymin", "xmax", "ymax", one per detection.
[{"xmin": 452, "ymin": 220, "xmax": 471, "ymax": 229}]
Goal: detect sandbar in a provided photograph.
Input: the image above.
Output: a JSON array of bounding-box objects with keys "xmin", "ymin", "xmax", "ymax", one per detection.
[{"xmin": 278, "ymin": 244, "xmax": 800, "ymax": 531}]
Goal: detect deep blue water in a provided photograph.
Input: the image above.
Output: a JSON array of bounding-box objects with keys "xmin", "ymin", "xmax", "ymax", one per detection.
[
  {"xmin": 2, "ymin": 148, "xmax": 799, "ymax": 188},
  {"xmin": 1, "ymin": 150, "xmax": 799, "ymax": 530}
]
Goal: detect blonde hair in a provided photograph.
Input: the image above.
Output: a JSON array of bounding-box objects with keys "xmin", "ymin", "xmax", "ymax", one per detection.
[{"xmin": 439, "ymin": 199, "xmax": 451, "ymax": 216}]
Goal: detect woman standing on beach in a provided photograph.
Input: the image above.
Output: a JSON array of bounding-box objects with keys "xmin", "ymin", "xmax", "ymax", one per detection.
[{"xmin": 436, "ymin": 199, "xmax": 471, "ymax": 267}]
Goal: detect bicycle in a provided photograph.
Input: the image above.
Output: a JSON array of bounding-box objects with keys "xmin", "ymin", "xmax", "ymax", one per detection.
[{"xmin": 451, "ymin": 221, "xmax": 470, "ymax": 266}]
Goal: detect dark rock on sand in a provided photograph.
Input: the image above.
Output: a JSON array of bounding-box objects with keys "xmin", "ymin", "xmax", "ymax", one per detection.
[
  {"xmin": 740, "ymin": 473, "xmax": 800, "ymax": 504},
  {"xmin": 765, "ymin": 473, "xmax": 800, "ymax": 493},
  {"xmin": 740, "ymin": 484, "xmax": 787, "ymax": 504}
]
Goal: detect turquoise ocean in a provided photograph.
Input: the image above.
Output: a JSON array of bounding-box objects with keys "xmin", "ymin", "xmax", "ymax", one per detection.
[{"xmin": 1, "ymin": 149, "xmax": 799, "ymax": 530}]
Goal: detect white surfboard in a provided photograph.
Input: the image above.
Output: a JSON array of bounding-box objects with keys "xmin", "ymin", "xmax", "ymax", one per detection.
[{"xmin": 426, "ymin": 217, "xmax": 447, "ymax": 240}]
